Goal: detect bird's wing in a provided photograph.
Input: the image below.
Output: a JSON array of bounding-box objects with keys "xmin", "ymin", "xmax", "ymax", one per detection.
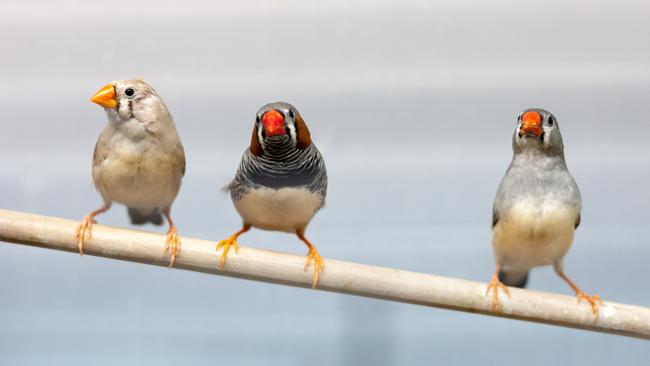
[
  {"xmin": 92, "ymin": 128, "xmax": 112, "ymax": 167},
  {"xmin": 175, "ymin": 141, "xmax": 186, "ymax": 177},
  {"xmin": 492, "ymin": 209, "xmax": 500, "ymax": 229},
  {"xmin": 492, "ymin": 171, "xmax": 511, "ymax": 229},
  {"xmin": 160, "ymin": 120, "xmax": 186, "ymax": 177}
]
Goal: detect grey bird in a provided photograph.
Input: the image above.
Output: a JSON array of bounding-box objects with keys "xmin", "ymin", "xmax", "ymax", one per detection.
[
  {"xmin": 76, "ymin": 79, "xmax": 186, "ymax": 267},
  {"xmin": 486, "ymin": 108, "xmax": 601, "ymax": 313},
  {"xmin": 218, "ymin": 102, "xmax": 328, "ymax": 288}
]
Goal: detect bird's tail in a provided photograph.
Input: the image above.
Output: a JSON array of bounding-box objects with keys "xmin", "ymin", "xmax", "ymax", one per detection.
[
  {"xmin": 127, "ymin": 207, "xmax": 163, "ymax": 226},
  {"xmin": 498, "ymin": 269, "xmax": 529, "ymax": 288}
]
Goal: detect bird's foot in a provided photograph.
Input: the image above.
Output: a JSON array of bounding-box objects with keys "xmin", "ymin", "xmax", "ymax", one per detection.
[
  {"xmin": 575, "ymin": 289, "xmax": 602, "ymax": 315},
  {"xmin": 485, "ymin": 274, "xmax": 510, "ymax": 312},
  {"xmin": 556, "ymin": 271, "xmax": 602, "ymax": 315},
  {"xmin": 164, "ymin": 225, "xmax": 181, "ymax": 268},
  {"xmin": 304, "ymin": 247, "xmax": 324, "ymax": 289},
  {"xmin": 75, "ymin": 215, "xmax": 96, "ymax": 256},
  {"xmin": 216, "ymin": 235, "xmax": 240, "ymax": 270}
]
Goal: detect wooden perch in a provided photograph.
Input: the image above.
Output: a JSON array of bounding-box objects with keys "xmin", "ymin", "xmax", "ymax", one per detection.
[{"xmin": 0, "ymin": 208, "xmax": 648, "ymax": 339}]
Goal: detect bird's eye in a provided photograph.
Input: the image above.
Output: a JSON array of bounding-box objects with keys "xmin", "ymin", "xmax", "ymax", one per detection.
[
  {"xmin": 548, "ymin": 116, "xmax": 554, "ymax": 126},
  {"xmin": 124, "ymin": 88, "xmax": 135, "ymax": 97},
  {"xmin": 287, "ymin": 110, "xmax": 295, "ymax": 119},
  {"xmin": 256, "ymin": 115, "xmax": 261, "ymax": 124}
]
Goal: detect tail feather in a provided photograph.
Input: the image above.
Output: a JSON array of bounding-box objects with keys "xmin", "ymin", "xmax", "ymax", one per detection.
[
  {"xmin": 498, "ymin": 270, "xmax": 529, "ymax": 288},
  {"xmin": 128, "ymin": 207, "xmax": 163, "ymax": 226}
]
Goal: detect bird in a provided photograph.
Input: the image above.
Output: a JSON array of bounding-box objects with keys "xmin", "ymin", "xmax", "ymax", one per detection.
[
  {"xmin": 76, "ymin": 79, "xmax": 186, "ymax": 267},
  {"xmin": 218, "ymin": 101, "xmax": 328, "ymax": 288},
  {"xmin": 487, "ymin": 108, "xmax": 601, "ymax": 313}
]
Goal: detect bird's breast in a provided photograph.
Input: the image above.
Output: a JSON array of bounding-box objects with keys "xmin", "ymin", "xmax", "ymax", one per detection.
[
  {"xmin": 493, "ymin": 198, "xmax": 578, "ymax": 271},
  {"xmin": 93, "ymin": 141, "xmax": 181, "ymax": 208},
  {"xmin": 233, "ymin": 187, "xmax": 323, "ymax": 233}
]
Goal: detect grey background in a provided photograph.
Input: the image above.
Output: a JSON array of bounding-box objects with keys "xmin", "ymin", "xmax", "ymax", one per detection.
[{"xmin": 1, "ymin": 0, "xmax": 649, "ymax": 364}]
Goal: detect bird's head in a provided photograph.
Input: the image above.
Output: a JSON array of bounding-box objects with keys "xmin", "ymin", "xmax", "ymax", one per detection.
[
  {"xmin": 250, "ymin": 102, "xmax": 312, "ymax": 156},
  {"xmin": 91, "ymin": 79, "xmax": 169, "ymax": 127},
  {"xmin": 513, "ymin": 108, "xmax": 564, "ymax": 155}
]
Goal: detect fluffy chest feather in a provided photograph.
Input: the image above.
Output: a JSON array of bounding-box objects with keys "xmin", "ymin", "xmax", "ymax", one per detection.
[
  {"xmin": 93, "ymin": 137, "xmax": 181, "ymax": 208},
  {"xmin": 492, "ymin": 198, "xmax": 578, "ymax": 271},
  {"xmin": 233, "ymin": 187, "xmax": 323, "ymax": 233}
]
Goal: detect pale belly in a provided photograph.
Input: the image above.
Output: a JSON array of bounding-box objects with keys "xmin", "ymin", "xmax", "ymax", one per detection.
[
  {"xmin": 94, "ymin": 154, "xmax": 180, "ymax": 209},
  {"xmin": 234, "ymin": 187, "xmax": 322, "ymax": 233},
  {"xmin": 492, "ymin": 200, "xmax": 578, "ymax": 271}
]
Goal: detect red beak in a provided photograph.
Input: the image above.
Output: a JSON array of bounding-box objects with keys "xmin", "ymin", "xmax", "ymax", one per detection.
[
  {"xmin": 520, "ymin": 111, "xmax": 543, "ymax": 137},
  {"xmin": 262, "ymin": 110, "xmax": 285, "ymax": 136}
]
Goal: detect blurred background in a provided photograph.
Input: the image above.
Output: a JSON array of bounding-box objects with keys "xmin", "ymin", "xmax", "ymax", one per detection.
[{"xmin": 1, "ymin": 0, "xmax": 649, "ymax": 364}]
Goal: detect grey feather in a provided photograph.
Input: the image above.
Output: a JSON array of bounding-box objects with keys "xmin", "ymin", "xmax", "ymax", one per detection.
[
  {"xmin": 498, "ymin": 269, "xmax": 529, "ymax": 288},
  {"xmin": 128, "ymin": 207, "xmax": 163, "ymax": 225},
  {"xmin": 228, "ymin": 142, "xmax": 327, "ymax": 205},
  {"xmin": 492, "ymin": 150, "xmax": 581, "ymax": 225},
  {"xmin": 491, "ymin": 108, "xmax": 584, "ymax": 286},
  {"xmin": 493, "ymin": 109, "xmax": 581, "ymax": 229}
]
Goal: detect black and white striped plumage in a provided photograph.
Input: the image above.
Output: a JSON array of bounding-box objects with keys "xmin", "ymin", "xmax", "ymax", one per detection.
[
  {"xmin": 218, "ymin": 102, "xmax": 328, "ymax": 288},
  {"xmin": 230, "ymin": 139, "xmax": 327, "ymax": 198},
  {"xmin": 228, "ymin": 102, "xmax": 327, "ymax": 231}
]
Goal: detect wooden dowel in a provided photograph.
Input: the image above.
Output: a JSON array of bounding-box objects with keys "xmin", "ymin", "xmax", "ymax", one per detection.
[{"xmin": 0, "ymin": 208, "xmax": 648, "ymax": 339}]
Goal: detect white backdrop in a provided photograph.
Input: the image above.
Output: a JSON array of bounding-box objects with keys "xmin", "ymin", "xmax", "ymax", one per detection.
[{"xmin": 1, "ymin": 1, "xmax": 649, "ymax": 364}]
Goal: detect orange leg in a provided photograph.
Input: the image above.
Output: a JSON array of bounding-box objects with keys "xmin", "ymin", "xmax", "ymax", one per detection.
[
  {"xmin": 216, "ymin": 224, "xmax": 251, "ymax": 269},
  {"xmin": 163, "ymin": 209, "xmax": 181, "ymax": 268},
  {"xmin": 485, "ymin": 265, "xmax": 510, "ymax": 312},
  {"xmin": 75, "ymin": 204, "xmax": 111, "ymax": 256},
  {"xmin": 296, "ymin": 231, "xmax": 324, "ymax": 289},
  {"xmin": 555, "ymin": 269, "xmax": 602, "ymax": 315}
]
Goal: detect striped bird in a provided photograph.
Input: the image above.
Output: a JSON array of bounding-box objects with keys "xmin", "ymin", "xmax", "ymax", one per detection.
[{"xmin": 218, "ymin": 102, "xmax": 328, "ymax": 288}]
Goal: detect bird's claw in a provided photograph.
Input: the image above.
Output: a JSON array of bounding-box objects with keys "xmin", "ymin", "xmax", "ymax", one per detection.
[
  {"xmin": 575, "ymin": 290, "xmax": 602, "ymax": 315},
  {"xmin": 304, "ymin": 248, "xmax": 324, "ymax": 289},
  {"xmin": 75, "ymin": 215, "xmax": 96, "ymax": 256},
  {"xmin": 164, "ymin": 225, "xmax": 181, "ymax": 268},
  {"xmin": 486, "ymin": 275, "xmax": 510, "ymax": 313},
  {"xmin": 216, "ymin": 236, "xmax": 240, "ymax": 270}
]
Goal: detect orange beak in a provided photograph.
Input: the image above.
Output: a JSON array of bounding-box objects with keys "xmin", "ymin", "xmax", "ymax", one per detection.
[
  {"xmin": 261, "ymin": 109, "xmax": 285, "ymax": 136},
  {"xmin": 520, "ymin": 111, "xmax": 543, "ymax": 137},
  {"xmin": 91, "ymin": 83, "xmax": 117, "ymax": 109}
]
